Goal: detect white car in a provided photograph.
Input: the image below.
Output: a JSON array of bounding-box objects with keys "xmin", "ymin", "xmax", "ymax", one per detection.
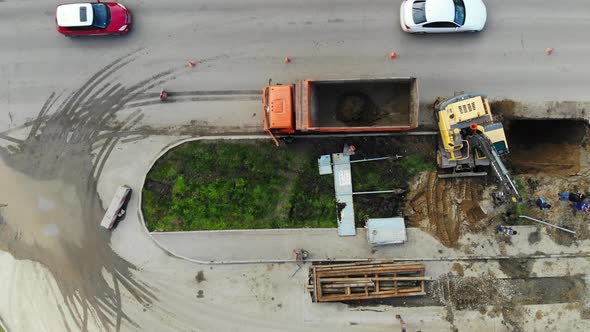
[{"xmin": 400, "ymin": 0, "xmax": 487, "ymax": 33}]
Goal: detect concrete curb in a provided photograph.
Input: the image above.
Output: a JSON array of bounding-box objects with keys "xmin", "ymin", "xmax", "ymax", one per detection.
[
  {"xmin": 0, "ymin": 316, "xmax": 8, "ymax": 332},
  {"xmin": 136, "ymin": 136, "xmax": 590, "ymax": 265}
]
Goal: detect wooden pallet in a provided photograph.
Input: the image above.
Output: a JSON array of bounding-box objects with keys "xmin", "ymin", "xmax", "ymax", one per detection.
[{"xmin": 307, "ymin": 260, "xmax": 429, "ymax": 302}]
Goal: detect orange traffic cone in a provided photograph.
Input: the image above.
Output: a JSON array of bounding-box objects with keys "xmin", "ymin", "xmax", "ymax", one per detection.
[
  {"xmin": 545, "ymin": 48, "xmax": 553, "ymax": 55},
  {"xmin": 389, "ymin": 52, "xmax": 397, "ymax": 59},
  {"xmin": 284, "ymin": 56, "xmax": 292, "ymax": 63}
]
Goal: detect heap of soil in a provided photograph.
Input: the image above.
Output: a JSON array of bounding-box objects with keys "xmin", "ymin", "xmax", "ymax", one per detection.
[
  {"xmin": 335, "ymin": 93, "xmax": 382, "ymax": 126},
  {"xmin": 446, "ymin": 274, "xmax": 502, "ymax": 311},
  {"xmin": 404, "ymin": 172, "xmax": 493, "ymax": 247},
  {"xmin": 432, "ymin": 272, "xmax": 526, "ymax": 331}
]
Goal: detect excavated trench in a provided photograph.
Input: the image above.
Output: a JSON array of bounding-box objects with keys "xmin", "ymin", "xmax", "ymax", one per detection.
[
  {"xmin": 405, "ymin": 118, "xmax": 590, "ymax": 247},
  {"xmin": 505, "ymin": 119, "xmax": 588, "ymax": 175},
  {"xmin": 345, "ymin": 120, "xmax": 590, "ymax": 330},
  {"xmin": 502, "ymin": 118, "xmax": 590, "ymax": 245}
]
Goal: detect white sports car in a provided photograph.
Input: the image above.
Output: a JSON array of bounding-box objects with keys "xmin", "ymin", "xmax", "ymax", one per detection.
[{"xmin": 400, "ymin": 0, "xmax": 487, "ymax": 33}]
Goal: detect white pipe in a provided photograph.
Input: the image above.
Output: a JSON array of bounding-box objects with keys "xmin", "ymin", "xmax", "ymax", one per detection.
[
  {"xmin": 519, "ymin": 215, "xmax": 576, "ymax": 235},
  {"xmin": 350, "ymin": 190, "xmax": 403, "ymax": 195},
  {"xmin": 350, "ymin": 157, "xmax": 393, "ymax": 163}
]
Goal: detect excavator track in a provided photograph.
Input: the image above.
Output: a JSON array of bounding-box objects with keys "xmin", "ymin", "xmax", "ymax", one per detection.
[{"xmin": 437, "ymin": 171, "xmax": 487, "ymax": 179}]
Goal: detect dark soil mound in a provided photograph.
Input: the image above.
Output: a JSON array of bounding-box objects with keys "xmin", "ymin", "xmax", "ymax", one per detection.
[{"xmin": 335, "ymin": 93, "xmax": 382, "ymax": 126}]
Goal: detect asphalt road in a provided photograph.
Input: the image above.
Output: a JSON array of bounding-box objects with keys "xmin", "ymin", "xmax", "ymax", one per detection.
[
  {"xmin": 2, "ymin": 0, "xmax": 590, "ymax": 130},
  {"xmin": 1, "ymin": 0, "xmax": 590, "ymax": 331}
]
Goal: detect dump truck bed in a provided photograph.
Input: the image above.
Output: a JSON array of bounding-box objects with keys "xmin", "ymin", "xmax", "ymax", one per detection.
[{"xmin": 296, "ymin": 78, "xmax": 418, "ymax": 132}]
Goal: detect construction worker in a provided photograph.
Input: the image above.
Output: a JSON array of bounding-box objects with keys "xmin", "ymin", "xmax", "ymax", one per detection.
[
  {"xmin": 496, "ymin": 225, "xmax": 517, "ymax": 236},
  {"xmin": 559, "ymin": 191, "xmax": 585, "ymax": 203},
  {"xmin": 535, "ymin": 197, "xmax": 552, "ymax": 210},
  {"xmin": 343, "ymin": 144, "xmax": 356, "ymax": 155},
  {"xmin": 572, "ymin": 200, "xmax": 590, "ymax": 213},
  {"xmin": 395, "ymin": 314, "xmax": 406, "ymax": 332}
]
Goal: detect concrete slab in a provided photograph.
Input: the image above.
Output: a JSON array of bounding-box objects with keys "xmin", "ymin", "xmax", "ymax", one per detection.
[{"xmin": 332, "ymin": 152, "xmax": 356, "ymax": 236}]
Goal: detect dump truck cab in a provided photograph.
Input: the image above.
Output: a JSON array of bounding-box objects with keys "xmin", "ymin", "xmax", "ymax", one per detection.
[{"xmin": 263, "ymin": 84, "xmax": 295, "ymax": 136}]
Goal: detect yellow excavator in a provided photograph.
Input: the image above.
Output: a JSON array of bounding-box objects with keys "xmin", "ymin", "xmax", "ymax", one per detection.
[{"xmin": 435, "ymin": 94, "xmax": 521, "ymax": 202}]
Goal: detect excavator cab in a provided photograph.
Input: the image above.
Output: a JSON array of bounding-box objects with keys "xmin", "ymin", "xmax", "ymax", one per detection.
[
  {"xmin": 436, "ymin": 94, "xmax": 508, "ymax": 172},
  {"xmin": 436, "ymin": 94, "xmax": 520, "ymax": 202}
]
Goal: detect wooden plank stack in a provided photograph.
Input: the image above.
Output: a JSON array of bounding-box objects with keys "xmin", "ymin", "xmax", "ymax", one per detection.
[{"xmin": 307, "ymin": 260, "xmax": 429, "ymax": 302}]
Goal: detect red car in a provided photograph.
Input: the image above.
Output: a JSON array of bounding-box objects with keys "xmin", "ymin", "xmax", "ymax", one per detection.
[{"xmin": 56, "ymin": 1, "xmax": 131, "ymax": 36}]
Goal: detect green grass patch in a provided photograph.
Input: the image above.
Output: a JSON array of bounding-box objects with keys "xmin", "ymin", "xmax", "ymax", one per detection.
[
  {"xmin": 400, "ymin": 154, "xmax": 436, "ymax": 178},
  {"xmin": 399, "ymin": 154, "xmax": 436, "ymax": 178},
  {"xmin": 510, "ymin": 176, "xmax": 533, "ymax": 225},
  {"xmin": 143, "ymin": 139, "xmax": 432, "ymax": 231},
  {"xmin": 142, "ymin": 140, "xmax": 337, "ymax": 231},
  {"xmin": 352, "ymin": 153, "xmax": 432, "ymax": 225}
]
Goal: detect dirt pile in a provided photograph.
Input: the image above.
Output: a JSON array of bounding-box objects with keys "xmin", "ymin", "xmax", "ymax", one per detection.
[
  {"xmin": 451, "ymin": 263, "xmax": 464, "ymax": 277},
  {"xmin": 404, "ymin": 172, "xmax": 494, "ymax": 247},
  {"xmin": 335, "ymin": 93, "xmax": 382, "ymax": 126},
  {"xmin": 432, "ymin": 272, "xmax": 524, "ymax": 331},
  {"xmin": 432, "ymin": 273, "xmax": 512, "ymax": 311}
]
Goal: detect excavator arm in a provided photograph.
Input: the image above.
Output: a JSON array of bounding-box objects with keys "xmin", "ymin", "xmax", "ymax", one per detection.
[{"xmin": 467, "ymin": 133, "xmax": 522, "ymax": 202}]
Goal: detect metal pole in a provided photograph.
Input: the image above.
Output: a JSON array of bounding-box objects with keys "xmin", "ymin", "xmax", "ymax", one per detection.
[
  {"xmin": 334, "ymin": 190, "xmax": 404, "ymax": 196},
  {"xmin": 350, "ymin": 157, "xmax": 393, "ymax": 163},
  {"xmin": 519, "ymin": 215, "xmax": 576, "ymax": 235}
]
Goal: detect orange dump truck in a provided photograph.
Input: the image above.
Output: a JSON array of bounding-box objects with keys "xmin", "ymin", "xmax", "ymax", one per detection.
[{"xmin": 262, "ymin": 78, "xmax": 419, "ymax": 145}]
